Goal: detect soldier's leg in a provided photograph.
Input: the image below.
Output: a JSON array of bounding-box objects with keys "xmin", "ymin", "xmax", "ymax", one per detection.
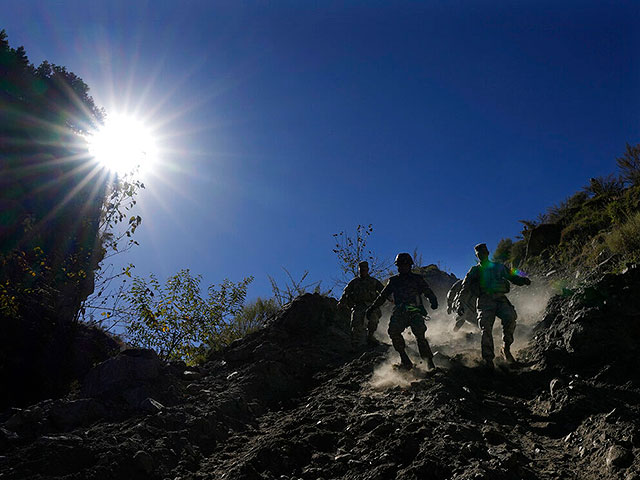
[
  {"xmin": 409, "ymin": 314, "xmax": 436, "ymax": 370},
  {"xmin": 465, "ymin": 309, "xmax": 479, "ymax": 328},
  {"xmin": 477, "ymin": 297, "xmax": 498, "ymax": 362},
  {"xmin": 408, "ymin": 315, "xmax": 432, "ymax": 359},
  {"xmin": 388, "ymin": 313, "xmax": 412, "ymax": 368},
  {"xmin": 366, "ymin": 308, "xmax": 382, "ymax": 343},
  {"xmin": 496, "ymin": 297, "xmax": 518, "ymax": 362},
  {"xmin": 350, "ymin": 308, "xmax": 367, "ymax": 348}
]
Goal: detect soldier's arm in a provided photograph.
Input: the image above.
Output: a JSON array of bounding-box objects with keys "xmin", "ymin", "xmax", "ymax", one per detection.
[
  {"xmin": 459, "ymin": 267, "xmax": 480, "ymax": 308},
  {"xmin": 420, "ymin": 278, "xmax": 438, "ymax": 309},
  {"xmin": 446, "ymin": 280, "xmax": 461, "ymax": 311},
  {"xmin": 367, "ymin": 281, "xmax": 392, "ymax": 313},
  {"xmin": 338, "ymin": 281, "xmax": 355, "ymax": 308},
  {"xmin": 505, "ymin": 265, "xmax": 531, "ymax": 286}
]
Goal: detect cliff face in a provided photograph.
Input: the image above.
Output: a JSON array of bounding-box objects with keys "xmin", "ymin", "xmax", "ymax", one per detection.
[
  {"xmin": 0, "ymin": 35, "xmax": 109, "ymax": 410},
  {"xmin": 2, "ymin": 265, "xmax": 639, "ymax": 480}
]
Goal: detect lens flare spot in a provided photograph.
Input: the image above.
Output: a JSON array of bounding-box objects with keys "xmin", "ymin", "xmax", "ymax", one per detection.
[{"xmin": 88, "ymin": 114, "xmax": 158, "ymax": 175}]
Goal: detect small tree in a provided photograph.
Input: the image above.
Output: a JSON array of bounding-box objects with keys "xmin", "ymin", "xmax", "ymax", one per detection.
[
  {"xmin": 123, "ymin": 269, "xmax": 253, "ymax": 363},
  {"xmin": 81, "ymin": 172, "xmax": 145, "ymax": 327},
  {"xmin": 616, "ymin": 143, "xmax": 640, "ymax": 187},
  {"xmin": 332, "ymin": 224, "xmax": 391, "ymax": 286}
]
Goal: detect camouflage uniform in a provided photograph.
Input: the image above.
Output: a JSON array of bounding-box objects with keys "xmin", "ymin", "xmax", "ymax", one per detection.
[
  {"xmin": 446, "ymin": 279, "xmax": 477, "ymax": 331},
  {"xmin": 368, "ymin": 272, "xmax": 438, "ymax": 363},
  {"xmin": 339, "ymin": 275, "xmax": 384, "ymax": 347},
  {"xmin": 460, "ymin": 260, "xmax": 529, "ymax": 362}
]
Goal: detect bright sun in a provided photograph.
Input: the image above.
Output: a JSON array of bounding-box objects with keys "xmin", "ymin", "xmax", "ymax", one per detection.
[{"xmin": 88, "ymin": 114, "xmax": 158, "ymax": 175}]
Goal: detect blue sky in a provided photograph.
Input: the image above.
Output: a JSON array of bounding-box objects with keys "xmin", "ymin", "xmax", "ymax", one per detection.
[{"xmin": 4, "ymin": 1, "xmax": 639, "ymax": 299}]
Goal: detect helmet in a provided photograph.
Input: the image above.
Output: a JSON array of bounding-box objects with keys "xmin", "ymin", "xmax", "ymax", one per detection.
[{"xmin": 394, "ymin": 253, "xmax": 413, "ymax": 266}]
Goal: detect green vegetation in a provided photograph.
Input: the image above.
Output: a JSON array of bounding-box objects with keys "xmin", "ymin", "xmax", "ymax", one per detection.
[
  {"xmin": 0, "ymin": 30, "xmax": 146, "ymax": 406},
  {"xmin": 124, "ymin": 269, "xmax": 253, "ymax": 364},
  {"xmin": 616, "ymin": 143, "xmax": 640, "ymax": 187},
  {"xmin": 497, "ymin": 144, "xmax": 640, "ymax": 273},
  {"xmin": 0, "ymin": 29, "xmax": 145, "ymax": 326},
  {"xmin": 606, "ymin": 212, "xmax": 640, "ymax": 262}
]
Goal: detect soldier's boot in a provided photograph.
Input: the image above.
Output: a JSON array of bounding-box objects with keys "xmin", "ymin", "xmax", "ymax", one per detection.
[
  {"xmin": 397, "ymin": 350, "xmax": 413, "ymax": 370},
  {"xmin": 482, "ymin": 358, "xmax": 495, "ymax": 372},
  {"xmin": 453, "ymin": 317, "xmax": 466, "ymax": 332},
  {"xmin": 391, "ymin": 336, "xmax": 413, "ymax": 370},
  {"xmin": 424, "ymin": 357, "xmax": 436, "ymax": 372},
  {"xmin": 502, "ymin": 345, "xmax": 516, "ymax": 364},
  {"xmin": 416, "ymin": 338, "xmax": 436, "ymax": 371}
]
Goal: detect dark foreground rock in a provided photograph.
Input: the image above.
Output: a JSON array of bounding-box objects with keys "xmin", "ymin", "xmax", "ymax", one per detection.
[
  {"xmin": 527, "ymin": 263, "xmax": 640, "ymax": 376},
  {"xmin": 1, "ymin": 284, "xmax": 640, "ymax": 479}
]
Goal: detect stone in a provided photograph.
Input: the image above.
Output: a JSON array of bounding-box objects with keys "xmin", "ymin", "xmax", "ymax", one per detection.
[
  {"xmin": 49, "ymin": 398, "xmax": 105, "ymax": 431},
  {"xmin": 82, "ymin": 349, "xmax": 162, "ymax": 397},
  {"xmin": 133, "ymin": 450, "xmax": 155, "ymax": 474},
  {"xmin": 549, "ymin": 378, "xmax": 565, "ymax": 397},
  {"xmin": 183, "ymin": 370, "xmax": 202, "ymax": 381},
  {"xmin": 606, "ymin": 445, "xmax": 633, "ymax": 469},
  {"xmin": 139, "ymin": 397, "xmax": 164, "ymax": 414}
]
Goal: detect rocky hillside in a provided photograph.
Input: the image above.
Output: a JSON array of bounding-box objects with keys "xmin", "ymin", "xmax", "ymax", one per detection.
[{"xmin": 1, "ymin": 265, "xmax": 640, "ymax": 480}]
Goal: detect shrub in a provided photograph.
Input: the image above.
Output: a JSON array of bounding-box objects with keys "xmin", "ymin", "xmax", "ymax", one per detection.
[
  {"xmin": 124, "ymin": 269, "xmax": 253, "ymax": 364},
  {"xmin": 208, "ymin": 297, "xmax": 279, "ymax": 352},
  {"xmin": 616, "ymin": 143, "xmax": 640, "ymax": 187},
  {"xmin": 582, "ymin": 174, "xmax": 624, "ymax": 198},
  {"xmin": 606, "ymin": 212, "xmax": 640, "ymax": 259},
  {"xmin": 493, "ymin": 238, "xmax": 513, "ymax": 263},
  {"xmin": 606, "ymin": 185, "xmax": 640, "ymax": 225},
  {"xmin": 509, "ymin": 240, "xmax": 527, "ymax": 267}
]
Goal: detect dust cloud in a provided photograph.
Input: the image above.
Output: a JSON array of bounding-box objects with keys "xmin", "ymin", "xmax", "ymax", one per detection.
[{"xmin": 367, "ymin": 277, "xmax": 559, "ymax": 390}]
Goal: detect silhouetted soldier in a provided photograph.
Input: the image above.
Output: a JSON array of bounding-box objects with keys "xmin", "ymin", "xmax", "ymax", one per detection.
[
  {"xmin": 446, "ymin": 279, "xmax": 478, "ymax": 331},
  {"xmin": 459, "ymin": 243, "xmax": 531, "ymax": 370},
  {"xmin": 366, "ymin": 253, "xmax": 438, "ymax": 371},
  {"xmin": 338, "ymin": 261, "xmax": 384, "ymax": 348}
]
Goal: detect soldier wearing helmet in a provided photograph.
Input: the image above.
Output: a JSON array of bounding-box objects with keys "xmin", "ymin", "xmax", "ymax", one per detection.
[
  {"xmin": 338, "ymin": 261, "xmax": 385, "ymax": 348},
  {"xmin": 366, "ymin": 252, "xmax": 438, "ymax": 371},
  {"xmin": 459, "ymin": 243, "xmax": 531, "ymax": 370}
]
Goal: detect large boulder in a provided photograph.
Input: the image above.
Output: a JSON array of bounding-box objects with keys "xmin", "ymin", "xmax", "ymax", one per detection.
[
  {"xmin": 527, "ymin": 264, "xmax": 640, "ymax": 375},
  {"xmin": 81, "ymin": 348, "xmax": 162, "ymax": 399}
]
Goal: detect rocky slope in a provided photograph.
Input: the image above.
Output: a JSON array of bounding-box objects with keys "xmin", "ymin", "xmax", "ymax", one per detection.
[{"xmin": 1, "ymin": 266, "xmax": 639, "ymax": 480}]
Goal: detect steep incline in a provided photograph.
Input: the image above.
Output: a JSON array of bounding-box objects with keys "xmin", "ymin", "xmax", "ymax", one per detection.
[{"xmin": 1, "ymin": 266, "xmax": 640, "ymax": 480}]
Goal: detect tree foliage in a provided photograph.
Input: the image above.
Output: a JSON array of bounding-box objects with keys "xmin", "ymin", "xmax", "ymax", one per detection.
[
  {"xmin": 616, "ymin": 143, "xmax": 640, "ymax": 187},
  {"xmin": 492, "ymin": 238, "xmax": 513, "ymax": 264},
  {"xmin": 123, "ymin": 269, "xmax": 253, "ymax": 363},
  {"xmin": 582, "ymin": 174, "xmax": 624, "ymax": 198},
  {"xmin": 0, "ymin": 29, "xmax": 107, "ymax": 324},
  {"xmin": 0, "ymin": 30, "xmax": 147, "ymax": 407},
  {"xmin": 0, "ymin": 29, "xmax": 145, "ymax": 329},
  {"xmin": 332, "ymin": 224, "xmax": 391, "ymax": 286}
]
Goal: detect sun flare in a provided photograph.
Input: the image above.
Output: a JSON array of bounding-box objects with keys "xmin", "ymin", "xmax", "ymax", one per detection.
[{"xmin": 88, "ymin": 114, "xmax": 158, "ymax": 175}]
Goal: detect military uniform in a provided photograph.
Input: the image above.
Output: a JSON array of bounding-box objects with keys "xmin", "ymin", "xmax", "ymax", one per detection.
[
  {"xmin": 460, "ymin": 260, "xmax": 529, "ymax": 362},
  {"xmin": 340, "ymin": 275, "xmax": 384, "ymax": 347},
  {"xmin": 446, "ymin": 279, "xmax": 478, "ymax": 331},
  {"xmin": 368, "ymin": 271, "xmax": 438, "ymax": 366}
]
